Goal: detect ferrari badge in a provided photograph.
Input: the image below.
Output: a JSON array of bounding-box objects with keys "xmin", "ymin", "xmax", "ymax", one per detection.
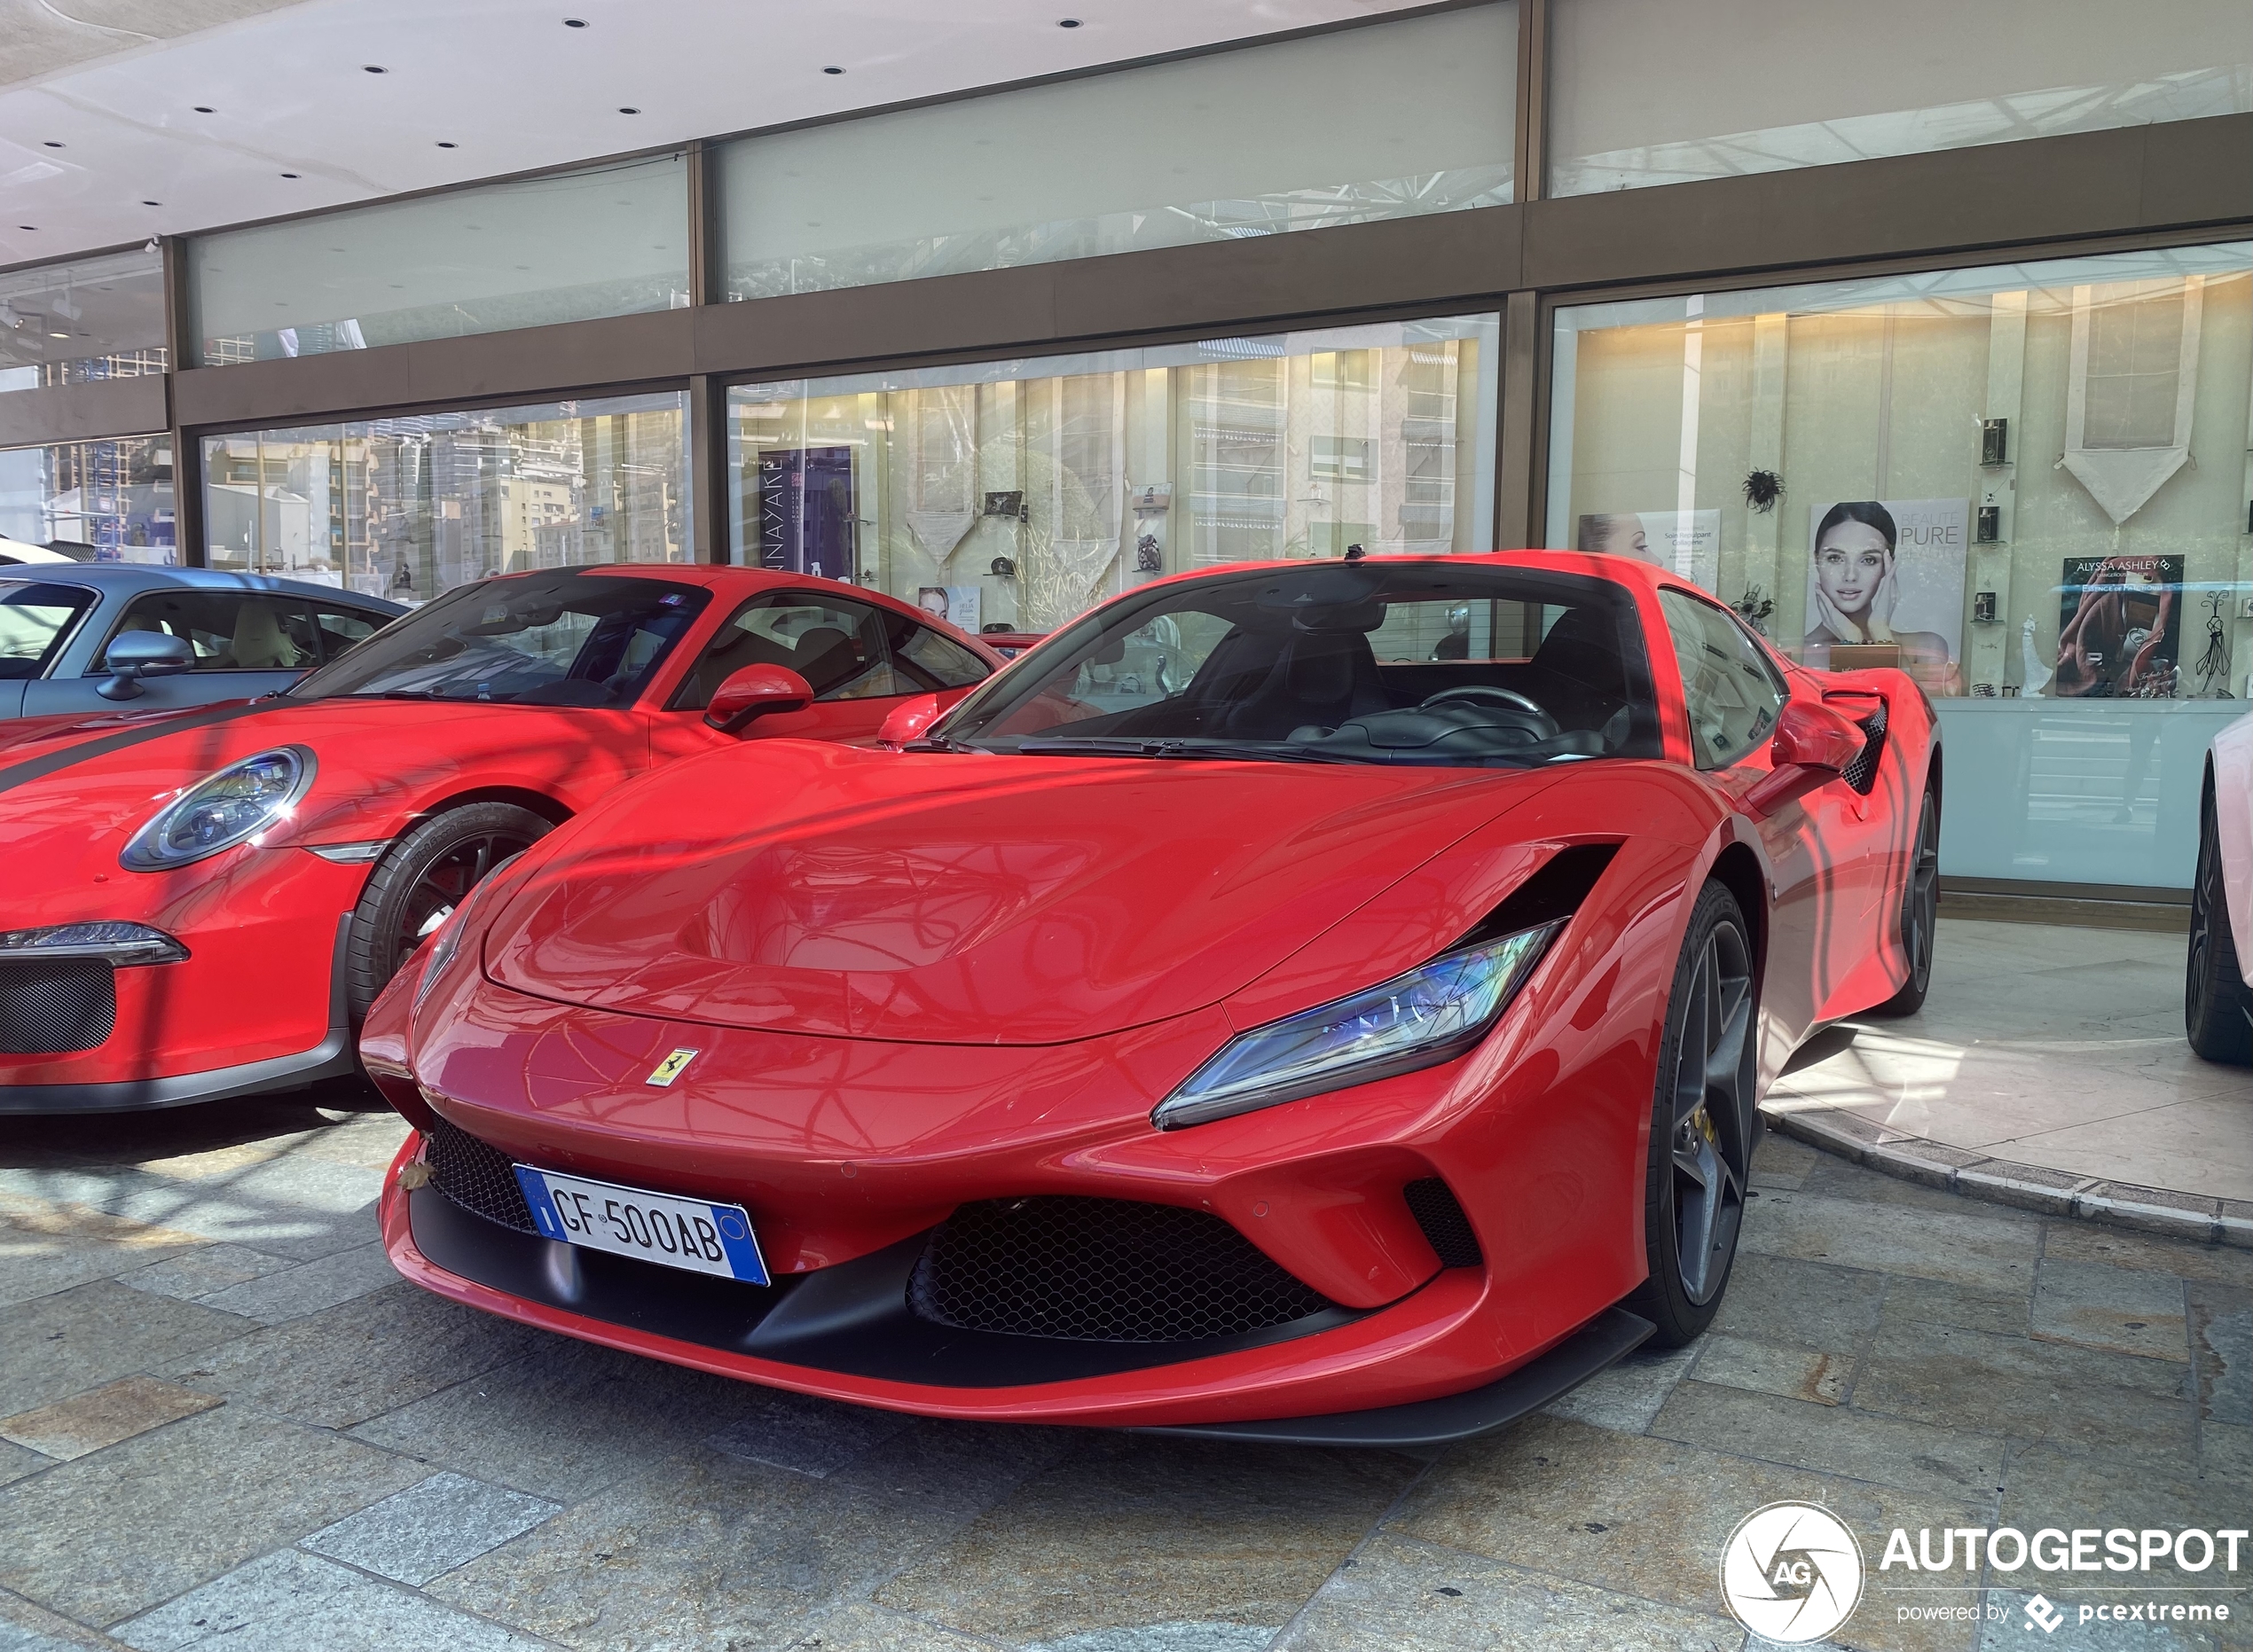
[{"xmin": 646, "ymin": 1048, "xmax": 699, "ymax": 1087}]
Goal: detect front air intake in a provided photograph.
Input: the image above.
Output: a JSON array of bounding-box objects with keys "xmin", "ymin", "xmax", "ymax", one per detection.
[
  {"xmin": 907, "ymin": 1195, "xmax": 1338, "ymax": 1343},
  {"xmin": 1403, "ymin": 1177, "xmax": 1482, "ymax": 1268},
  {"xmin": 421, "ymin": 1115, "xmax": 538, "ymax": 1234},
  {"xmin": 0, "ymin": 960, "xmax": 116, "ymax": 1054}
]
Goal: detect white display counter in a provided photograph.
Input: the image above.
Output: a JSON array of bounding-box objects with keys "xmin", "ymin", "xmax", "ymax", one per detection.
[{"xmin": 1933, "ymin": 698, "xmax": 2241, "ymax": 893}]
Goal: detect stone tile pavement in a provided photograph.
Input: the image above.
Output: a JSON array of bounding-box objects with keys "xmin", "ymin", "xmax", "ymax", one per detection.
[
  {"xmin": 0, "ymin": 1093, "xmax": 2247, "ymax": 1650},
  {"xmin": 1770, "ymin": 918, "xmax": 2253, "ymax": 1209}
]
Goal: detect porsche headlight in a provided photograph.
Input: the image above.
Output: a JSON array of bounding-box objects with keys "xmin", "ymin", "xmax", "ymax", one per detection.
[
  {"xmin": 1152, "ymin": 921, "xmax": 1563, "ymax": 1131},
  {"xmin": 121, "ymin": 747, "xmax": 316, "ymax": 872}
]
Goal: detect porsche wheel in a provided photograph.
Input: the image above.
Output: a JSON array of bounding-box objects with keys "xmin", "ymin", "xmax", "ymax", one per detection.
[
  {"xmin": 1866, "ymin": 782, "xmax": 1939, "ymax": 1019},
  {"xmin": 343, "ymin": 802, "xmax": 551, "ymax": 1024},
  {"xmin": 1628, "ymin": 880, "xmax": 1756, "ymax": 1346},
  {"xmin": 2186, "ymin": 779, "xmax": 2252, "ymax": 1065}
]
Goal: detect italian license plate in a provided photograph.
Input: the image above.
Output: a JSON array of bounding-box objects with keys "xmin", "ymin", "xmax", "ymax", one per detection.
[{"xmin": 511, "ymin": 1165, "xmax": 770, "ymax": 1286}]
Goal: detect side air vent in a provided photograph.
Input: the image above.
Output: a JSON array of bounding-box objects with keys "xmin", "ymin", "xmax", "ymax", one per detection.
[
  {"xmin": 422, "ymin": 1115, "xmax": 538, "ymax": 1234},
  {"xmin": 1404, "ymin": 1178, "xmax": 1482, "ymax": 1267},
  {"xmin": 907, "ymin": 1195, "xmax": 1338, "ymax": 1342},
  {"xmin": 1839, "ymin": 698, "xmax": 1888, "ymax": 795},
  {"xmin": 0, "ymin": 960, "xmax": 116, "ymax": 1054},
  {"xmin": 1459, "ymin": 841, "xmax": 1620, "ymax": 949}
]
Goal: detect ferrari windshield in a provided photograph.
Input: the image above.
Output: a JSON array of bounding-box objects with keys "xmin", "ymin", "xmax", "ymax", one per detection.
[
  {"xmin": 938, "ymin": 560, "xmax": 1663, "ymax": 767},
  {"xmin": 288, "ymin": 570, "xmax": 709, "ymax": 707}
]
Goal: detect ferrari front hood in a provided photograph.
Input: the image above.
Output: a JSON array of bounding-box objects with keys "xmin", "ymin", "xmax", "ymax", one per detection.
[{"xmin": 482, "ymin": 741, "xmax": 1554, "ymax": 1045}]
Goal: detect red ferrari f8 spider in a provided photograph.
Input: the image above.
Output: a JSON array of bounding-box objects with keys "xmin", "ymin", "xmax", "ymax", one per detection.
[
  {"xmin": 0, "ymin": 566, "xmax": 997, "ymax": 1113},
  {"xmin": 367, "ymin": 552, "xmax": 1939, "ymax": 1445}
]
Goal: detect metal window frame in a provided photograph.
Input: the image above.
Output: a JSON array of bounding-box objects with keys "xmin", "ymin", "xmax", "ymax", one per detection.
[{"xmin": 0, "ymin": 2, "xmax": 2240, "ymax": 579}]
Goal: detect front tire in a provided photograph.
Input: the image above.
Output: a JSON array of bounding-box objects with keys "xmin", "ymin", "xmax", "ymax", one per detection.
[
  {"xmin": 2186, "ymin": 778, "xmax": 2252, "ymax": 1064},
  {"xmin": 342, "ymin": 803, "xmax": 551, "ymax": 1025},
  {"xmin": 1626, "ymin": 880, "xmax": 1758, "ymax": 1347},
  {"xmin": 1866, "ymin": 782, "xmax": 1939, "ymax": 1019}
]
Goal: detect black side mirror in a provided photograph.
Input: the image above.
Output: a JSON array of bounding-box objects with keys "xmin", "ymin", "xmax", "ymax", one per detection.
[{"xmin": 98, "ymin": 631, "xmax": 195, "ymax": 701}]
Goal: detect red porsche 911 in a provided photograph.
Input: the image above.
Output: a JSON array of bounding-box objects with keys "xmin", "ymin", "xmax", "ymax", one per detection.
[
  {"xmin": 366, "ymin": 552, "xmax": 1938, "ymax": 1445},
  {"xmin": 0, "ymin": 565, "xmax": 998, "ymax": 1114}
]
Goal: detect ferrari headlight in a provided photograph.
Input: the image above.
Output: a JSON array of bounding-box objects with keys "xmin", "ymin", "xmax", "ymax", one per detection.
[
  {"xmin": 1152, "ymin": 921, "xmax": 1563, "ymax": 1131},
  {"xmin": 0, "ymin": 920, "xmax": 188, "ymax": 966},
  {"xmin": 121, "ymin": 748, "xmax": 315, "ymax": 872}
]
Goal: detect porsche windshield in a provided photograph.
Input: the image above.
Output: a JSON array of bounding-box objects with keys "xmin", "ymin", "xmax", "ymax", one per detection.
[
  {"xmin": 938, "ymin": 561, "xmax": 1664, "ymax": 767},
  {"xmin": 288, "ymin": 571, "xmax": 710, "ymax": 707}
]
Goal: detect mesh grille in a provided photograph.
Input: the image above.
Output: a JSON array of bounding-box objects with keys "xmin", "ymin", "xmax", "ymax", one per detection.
[
  {"xmin": 1839, "ymin": 699, "xmax": 1888, "ymax": 796},
  {"xmin": 0, "ymin": 961, "xmax": 116, "ymax": 1054},
  {"xmin": 423, "ymin": 1115, "xmax": 538, "ymax": 1233},
  {"xmin": 1404, "ymin": 1178, "xmax": 1482, "ymax": 1268},
  {"xmin": 908, "ymin": 1195, "xmax": 1337, "ymax": 1343}
]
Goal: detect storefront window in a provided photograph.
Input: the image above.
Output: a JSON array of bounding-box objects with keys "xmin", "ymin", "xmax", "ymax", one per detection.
[
  {"xmin": 200, "ymin": 390, "xmax": 688, "ymax": 603},
  {"xmin": 0, "ymin": 248, "xmax": 168, "ymax": 392},
  {"xmin": 726, "ymin": 314, "xmax": 1499, "ymax": 634},
  {"xmin": 715, "ymin": 6, "xmax": 1515, "ymax": 300},
  {"xmin": 0, "ymin": 435, "xmax": 176, "ymax": 561},
  {"xmin": 1549, "ymin": 0, "xmax": 2253, "ymax": 196},
  {"xmin": 1546, "ymin": 242, "xmax": 2253, "ymax": 889},
  {"xmin": 188, "ymin": 155, "xmax": 690, "ymax": 364}
]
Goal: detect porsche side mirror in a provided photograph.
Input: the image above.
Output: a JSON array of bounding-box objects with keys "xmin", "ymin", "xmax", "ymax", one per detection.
[
  {"xmin": 97, "ymin": 631, "xmax": 195, "ymax": 701},
  {"xmin": 1744, "ymin": 699, "xmax": 1864, "ymax": 817},
  {"xmin": 876, "ymin": 693, "xmax": 943, "ymax": 748},
  {"xmin": 704, "ymin": 664, "xmax": 814, "ymax": 736}
]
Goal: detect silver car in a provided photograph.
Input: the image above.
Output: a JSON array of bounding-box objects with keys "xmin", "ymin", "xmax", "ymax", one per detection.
[{"xmin": 0, "ymin": 566, "xmax": 404, "ymax": 719}]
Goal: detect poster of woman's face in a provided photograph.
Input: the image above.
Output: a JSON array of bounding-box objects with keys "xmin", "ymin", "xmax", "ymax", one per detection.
[
  {"xmin": 1802, "ymin": 498, "xmax": 1967, "ymax": 695},
  {"xmin": 1575, "ymin": 511, "xmax": 1720, "ymax": 590},
  {"xmin": 916, "ymin": 587, "xmax": 951, "ymax": 621}
]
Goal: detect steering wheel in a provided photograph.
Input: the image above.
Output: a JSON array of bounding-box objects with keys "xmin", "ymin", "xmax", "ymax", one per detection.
[{"xmin": 1422, "ymin": 684, "xmax": 1550, "ymax": 717}]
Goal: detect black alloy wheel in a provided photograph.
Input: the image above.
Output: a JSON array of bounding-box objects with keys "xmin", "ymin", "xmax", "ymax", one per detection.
[
  {"xmin": 1628, "ymin": 880, "xmax": 1757, "ymax": 1345},
  {"xmin": 342, "ymin": 801, "xmax": 552, "ymax": 1024},
  {"xmin": 2185, "ymin": 777, "xmax": 2253, "ymax": 1065},
  {"xmin": 1868, "ymin": 783, "xmax": 1939, "ymax": 1018}
]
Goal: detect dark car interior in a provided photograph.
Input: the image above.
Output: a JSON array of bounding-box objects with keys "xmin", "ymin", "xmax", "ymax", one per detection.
[{"xmin": 959, "ymin": 563, "xmax": 1664, "ymax": 767}]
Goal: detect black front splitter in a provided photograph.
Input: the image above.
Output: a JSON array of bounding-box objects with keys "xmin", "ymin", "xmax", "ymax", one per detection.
[{"xmin": 1131, "ymin": 1306, "xmax": 1655, "ymax": 1448}]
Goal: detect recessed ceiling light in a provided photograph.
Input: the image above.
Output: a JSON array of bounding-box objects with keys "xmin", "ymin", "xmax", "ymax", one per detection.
[
  {"xmin": 822, "ymin": 65, "xmax": 844, "ymax": 74},
  {"xmin": 436, "ymin": 140, "xmax": 457, "ymax": 148},
  {"xmin": 363, "ymin": 64, "xmax": 388, "ymax": 74},
  {"xmin": 50, "ymin": 331, "xmax": 70, "ymax": 339},
  {"xmin": 563, "ymin": 16, "xmax": 587, "ymax": 25},
  {"xmin": 43, "ymin": 140, "xmax": 64, "ymax": 148},
  {"xmin": 618, "ymin": 106, "xmax": 640, "ymax": 114},
  {"xmin": 193, "ymin": 106, "xmax": 214, "ymax": 114},
  {"xmin": 1059, "ymin": 17, "xmax": 1083, "ymax": 26}
]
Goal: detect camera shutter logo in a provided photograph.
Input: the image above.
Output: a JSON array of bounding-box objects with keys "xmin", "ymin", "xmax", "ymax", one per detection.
[{"xmin": 1718, "ymin": 1501, "xmax": 1864, "ymax": 1643}]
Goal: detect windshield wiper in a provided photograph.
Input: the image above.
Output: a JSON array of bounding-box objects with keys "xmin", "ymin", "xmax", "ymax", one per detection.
[{"xmin": 1014, "ymin": 737, "xmax": 1359, "ymax": 764}]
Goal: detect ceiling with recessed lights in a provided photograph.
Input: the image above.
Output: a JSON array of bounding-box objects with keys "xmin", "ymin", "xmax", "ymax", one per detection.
[{"xmin": 0, "ymin": 0, "xmax": 1431, "ymax": 269}]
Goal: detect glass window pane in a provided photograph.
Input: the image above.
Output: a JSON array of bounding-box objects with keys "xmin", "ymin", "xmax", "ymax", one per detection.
[
  {"xmin": 98, "ymin": 591, "xmax": 319, "ymax": 672},
  {"xmin": 0, "ymin": 248, "xmax": 168, "ymax": 392},
  {"xmin": 1546, "ymin": 240, "xmax": 2253, "ymax": 889},
  {"xmin": 1550, "ymin": 0, "xmax": 2253, "ymax": 197},
  {"xmin": 0, "ymin": 434, "xmax": 177, "ymax": 561},
  {"xmin": 727, "ymin": 314, "xmax": 1499, "ymax": 636},
  {"xmin": 1659, "ymin": 589, "xmax": 1786, "ymax": 768},
  {"xmin": 189, "ymin": 156, "xmax": 690, "ymax": 364},
  {"xmin": 717, "ymin": 6, "xmax": 1514, "ymax": 299},
  {"xmin": 0, "ymin": 581, "xmax": 98, "ymax": 678},
  {"xmin": 200, "ymin": 390, "xmax": 690, "ymax": 604}
]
